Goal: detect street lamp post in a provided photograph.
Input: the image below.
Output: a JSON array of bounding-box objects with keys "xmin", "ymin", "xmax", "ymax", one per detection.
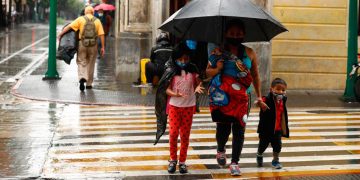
[
  {"xmin": 343, "ymin": 0, "xmax": 358, "ymax": 102},
  {"xmin": 43, "ymin": 0, "xmax": 60, "ymax": 80}
]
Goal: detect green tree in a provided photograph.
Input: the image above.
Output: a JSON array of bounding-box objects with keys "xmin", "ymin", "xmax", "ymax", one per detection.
[{"xmin": 57, "ymin": 0, "xmax": 84, "ymax": 19}]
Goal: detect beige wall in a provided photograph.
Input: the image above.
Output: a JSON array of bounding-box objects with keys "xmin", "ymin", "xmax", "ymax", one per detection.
[{"xmin": 271, "ymin": 0, "xmax": 348, "ymax": 90}]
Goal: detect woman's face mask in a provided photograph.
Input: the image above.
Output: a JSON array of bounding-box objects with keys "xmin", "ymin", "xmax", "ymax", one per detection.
[
  {"xmin": 225, "ymin": 25, "xmax": 245, "ymax": 46},
  {"xmin": 98, "ymin": 13, "xmax": 103, "ymax": 17},
  {"xmin": 225, "ymin": 37, "xmax": 243, "ymax": 46}
]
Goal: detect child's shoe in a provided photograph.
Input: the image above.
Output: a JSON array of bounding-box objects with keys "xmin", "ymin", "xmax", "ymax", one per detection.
[
  {"xmin": 216, "ymin": 151, "xmax": 226, "ymax": 166},
  {"xmin": 229, "ymin": 163, "xmax": 241, "ymax": 176},
  {"xmin": 256, "ymin": 154, "xmax": 263, "ymax": 167},
  {"xmin": 271, "ymin": 160, "xmax": 282, "ymax": 169},
  {"xmin": 179, "ymin": 163, "xmax": 188, "ymax": 174},
  {"xmin": 167, "ymin": 160, "xmax": 177, "ymax": 173}
]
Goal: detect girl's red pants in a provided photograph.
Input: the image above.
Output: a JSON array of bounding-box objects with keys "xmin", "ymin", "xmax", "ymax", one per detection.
[{"xmin": 168, "ymin": 105, "xmax": 194, "ymax": 163}]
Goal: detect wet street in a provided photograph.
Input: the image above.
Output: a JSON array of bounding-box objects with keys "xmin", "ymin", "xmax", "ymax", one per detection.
[{"xmin": 1, "ymin": 23, "xmax": 360, "ymax": 179}]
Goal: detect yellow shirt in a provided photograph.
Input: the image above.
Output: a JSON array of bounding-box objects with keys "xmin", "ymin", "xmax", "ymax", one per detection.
[{"xmin": 69, "ymin": 14, "xmax": 105, "ymax": 39}]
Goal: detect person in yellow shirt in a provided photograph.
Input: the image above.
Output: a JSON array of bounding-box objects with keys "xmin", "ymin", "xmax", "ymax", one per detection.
[{"xmin": 58, "ymin": 6, "xmax": 105, "ymax": 91}]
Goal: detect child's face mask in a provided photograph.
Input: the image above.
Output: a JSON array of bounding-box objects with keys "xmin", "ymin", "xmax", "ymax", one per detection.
[
  {"xmin": 271, "ymin": 84, "xmax": 287, "ymax": 101},
  {"xmin": 273, "ymin": 93, "xmax": 285, "ymax": 101},
  {"xmin": 176, "ymin": 55, "xmax": 190, "ymax": 69},
  {"xmin": 176, "ymin": 61, "xmax": 188, "ymax": 68}
]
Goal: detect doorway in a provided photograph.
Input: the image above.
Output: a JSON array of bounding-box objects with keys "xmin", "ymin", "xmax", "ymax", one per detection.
[{"xmin": 170, "ymin": 0, "xmax": 189, "ymax": 15}]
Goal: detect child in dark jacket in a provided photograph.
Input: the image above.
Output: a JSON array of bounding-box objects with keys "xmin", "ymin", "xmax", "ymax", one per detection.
[{"xmin": 256, "ymin": 78, "xmax": 289, "ymax": 169}]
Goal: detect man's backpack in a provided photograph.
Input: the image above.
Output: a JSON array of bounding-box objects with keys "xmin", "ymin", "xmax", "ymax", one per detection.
[{"xmin": 81, "ymin": 16, "xmax": 97, "ymax": 47}]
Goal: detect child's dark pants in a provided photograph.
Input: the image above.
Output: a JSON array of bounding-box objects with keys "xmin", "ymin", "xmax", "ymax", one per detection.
[{"xmin": 257, "ymin": 131, "xmax": 282, "ymax": 154}]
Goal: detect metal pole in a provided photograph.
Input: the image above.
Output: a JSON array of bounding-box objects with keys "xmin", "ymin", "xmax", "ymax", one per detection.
[
  {"xmin": 343, "ymin": 0, "xmax": 358, "ymax": 101},
  {"xmin": 43, "ymin": 0, "xmax": 60, "ymax": 80}
]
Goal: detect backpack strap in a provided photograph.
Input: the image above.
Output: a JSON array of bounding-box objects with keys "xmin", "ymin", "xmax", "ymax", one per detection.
[
  {"xmin": 83, "ymin": 15, "xmax": 90, "ymax": 23},
  {"xmin": 81, "ymin": 16, "xmax": 90, "ymax": 39}
]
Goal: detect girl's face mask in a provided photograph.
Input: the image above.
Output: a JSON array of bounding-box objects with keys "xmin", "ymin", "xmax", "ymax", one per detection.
[
  {"xmin": 176, "ymin": 61, "xmax": 188, "ymax": 68},
  {"xmin": 175, "ymin": 55, "xmax": 190, "ymax": 69}
]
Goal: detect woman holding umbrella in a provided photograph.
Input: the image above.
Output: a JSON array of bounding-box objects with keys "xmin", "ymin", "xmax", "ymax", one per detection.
[
  {"xmin": 206, "ymin": 20, "xmax": 268, "ymax": 176},
  {"xmin": 156, "ymin": 0, "xmax": 287, "ymax": 175}
]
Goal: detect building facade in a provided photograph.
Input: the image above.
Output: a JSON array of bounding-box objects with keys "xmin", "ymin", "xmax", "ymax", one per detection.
[
  {"xmin": 271, "ymin": 0, "xmax": 351, "ymax": 91},
  {"xmin": 112, "ymin": 0, "xmax": 358, "ymax": 91}
]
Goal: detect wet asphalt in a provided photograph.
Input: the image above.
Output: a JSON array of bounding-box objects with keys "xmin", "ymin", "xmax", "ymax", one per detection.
[{"xmin": 0, "ymin": 23, "xmax": 58, "ymax": 178}]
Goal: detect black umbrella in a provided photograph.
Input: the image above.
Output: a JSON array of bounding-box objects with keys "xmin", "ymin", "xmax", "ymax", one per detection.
[{"xmin": 159, "ymin": 0, "xmax": 288, "ymax": 43}]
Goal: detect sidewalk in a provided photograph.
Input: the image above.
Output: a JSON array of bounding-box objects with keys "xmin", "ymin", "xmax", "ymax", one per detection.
[{"xmin": 11, "ymin": 37, "xmax": 360, "ymax": 109}]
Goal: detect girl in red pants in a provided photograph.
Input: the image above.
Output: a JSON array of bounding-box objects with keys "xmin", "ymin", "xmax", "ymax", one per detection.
[{"xmin": 166, "ymin": 43, "xmax": 204, "ymax": 174}]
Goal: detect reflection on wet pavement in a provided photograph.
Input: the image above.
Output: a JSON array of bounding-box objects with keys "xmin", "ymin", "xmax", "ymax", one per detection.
[
  {"xmin": 0, "ymin": 23, "xmax": 65, "ymax": 176},
  {"xmin": 41, "ymin": 105, "xmax": 360, "ymax": 179},
  {"xmin": 0, "ymin": 24, "xmax": 49, "ymax": 86},
  {"xmin": 0, "ymin": 101, "xmax": 65, "ymax": 177},
  {"xmin": 0, "ymin": 24, "xmax": 49, "ymax": 55}
]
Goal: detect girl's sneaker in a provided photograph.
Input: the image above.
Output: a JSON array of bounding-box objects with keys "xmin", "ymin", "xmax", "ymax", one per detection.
[
  {"xmin": 216, "ymin": 151, "xmax": 227, "ymax": 166},
  {"xmin": 167, "ymin": 160, "xmax": 177, "ymax": 173},
  {"xmin": 271, "ymin": 160, "xmax": 282, "ymax": 169},
  {"xmin": 179, "ymin": 163, "xmax": 188, "ymax": 174},
  {"xmin": 229, "ymin": 163, "xmax": 241, "ymax": 176}
]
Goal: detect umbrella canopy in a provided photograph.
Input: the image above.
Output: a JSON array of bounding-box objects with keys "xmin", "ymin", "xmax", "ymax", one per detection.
[
  {"xmin": 159, "ymin": 0, "xmax": 287, "ymax": 43},
  {"xmin": 94, "ymin": 3, "xmax": 116, "ymax": 11}
]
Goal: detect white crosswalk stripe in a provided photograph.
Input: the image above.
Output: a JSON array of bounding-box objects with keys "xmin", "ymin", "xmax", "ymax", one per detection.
[{"xmin": 42, "ymin": 105, "xmax": 360, "ymax": 179}]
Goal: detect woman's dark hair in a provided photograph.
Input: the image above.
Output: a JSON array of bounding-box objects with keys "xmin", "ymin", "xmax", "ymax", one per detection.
[
  {"xmin": 271, "ymin": 78, "xmax": 287, "ymax": 87},
  {"xmin": 225, "ymin": 19, "xmax": 246, "ymax": 34}
]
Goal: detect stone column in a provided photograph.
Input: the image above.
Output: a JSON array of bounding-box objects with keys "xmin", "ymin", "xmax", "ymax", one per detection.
[
  {"xmin": 151, "ymin": 0, "xmax": 169, "ymax": 45},
  {"xmin": 114, "ymin": 0, "xmax": 152, "ymax": 83},
  {"xmin": 114, "ymin": 0, "xmax": 121, "ymax": 38},
  {"xmin": 248, "ymin": 0, "xmax": 273, "ymax": 97}
]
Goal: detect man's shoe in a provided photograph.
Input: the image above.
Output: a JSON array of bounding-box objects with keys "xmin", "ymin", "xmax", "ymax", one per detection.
[
  {"xmin": 271, "ymin": 160, "xmax": 282, "ymax": 169},
  {"xmin": 179, "ymin": 163, "xmax": 188, "ymax": 174},
  {"xmin": 167, "ymin": 160, "xmax": 177, "ymax": 173},
  {"xmin": 256, "ymin": 154, "xmax": 263, "ymax": 167},
  {"xmin": 216, "ymin": 151, "xmax": 226, "ymax": 166},
  {"xmin": 86, "ymin": 86, "xmax": 93, "ymax": 89},
  {"xmin": 79, "ymin": 78, "xmax": 86, "ymax": 91},
  {"xmin": 229, "ymin": 163, "xmax": 241, "ymax": 176}
]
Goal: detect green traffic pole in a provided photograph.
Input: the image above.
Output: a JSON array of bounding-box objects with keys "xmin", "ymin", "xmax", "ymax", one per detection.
[
  {"xmin": 43, "ymin": 0, "xmax": 60, "ymax": 80},
  {"xmin": 343, "ymin": 0, "xmax": 358, "ymax": 102}
]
